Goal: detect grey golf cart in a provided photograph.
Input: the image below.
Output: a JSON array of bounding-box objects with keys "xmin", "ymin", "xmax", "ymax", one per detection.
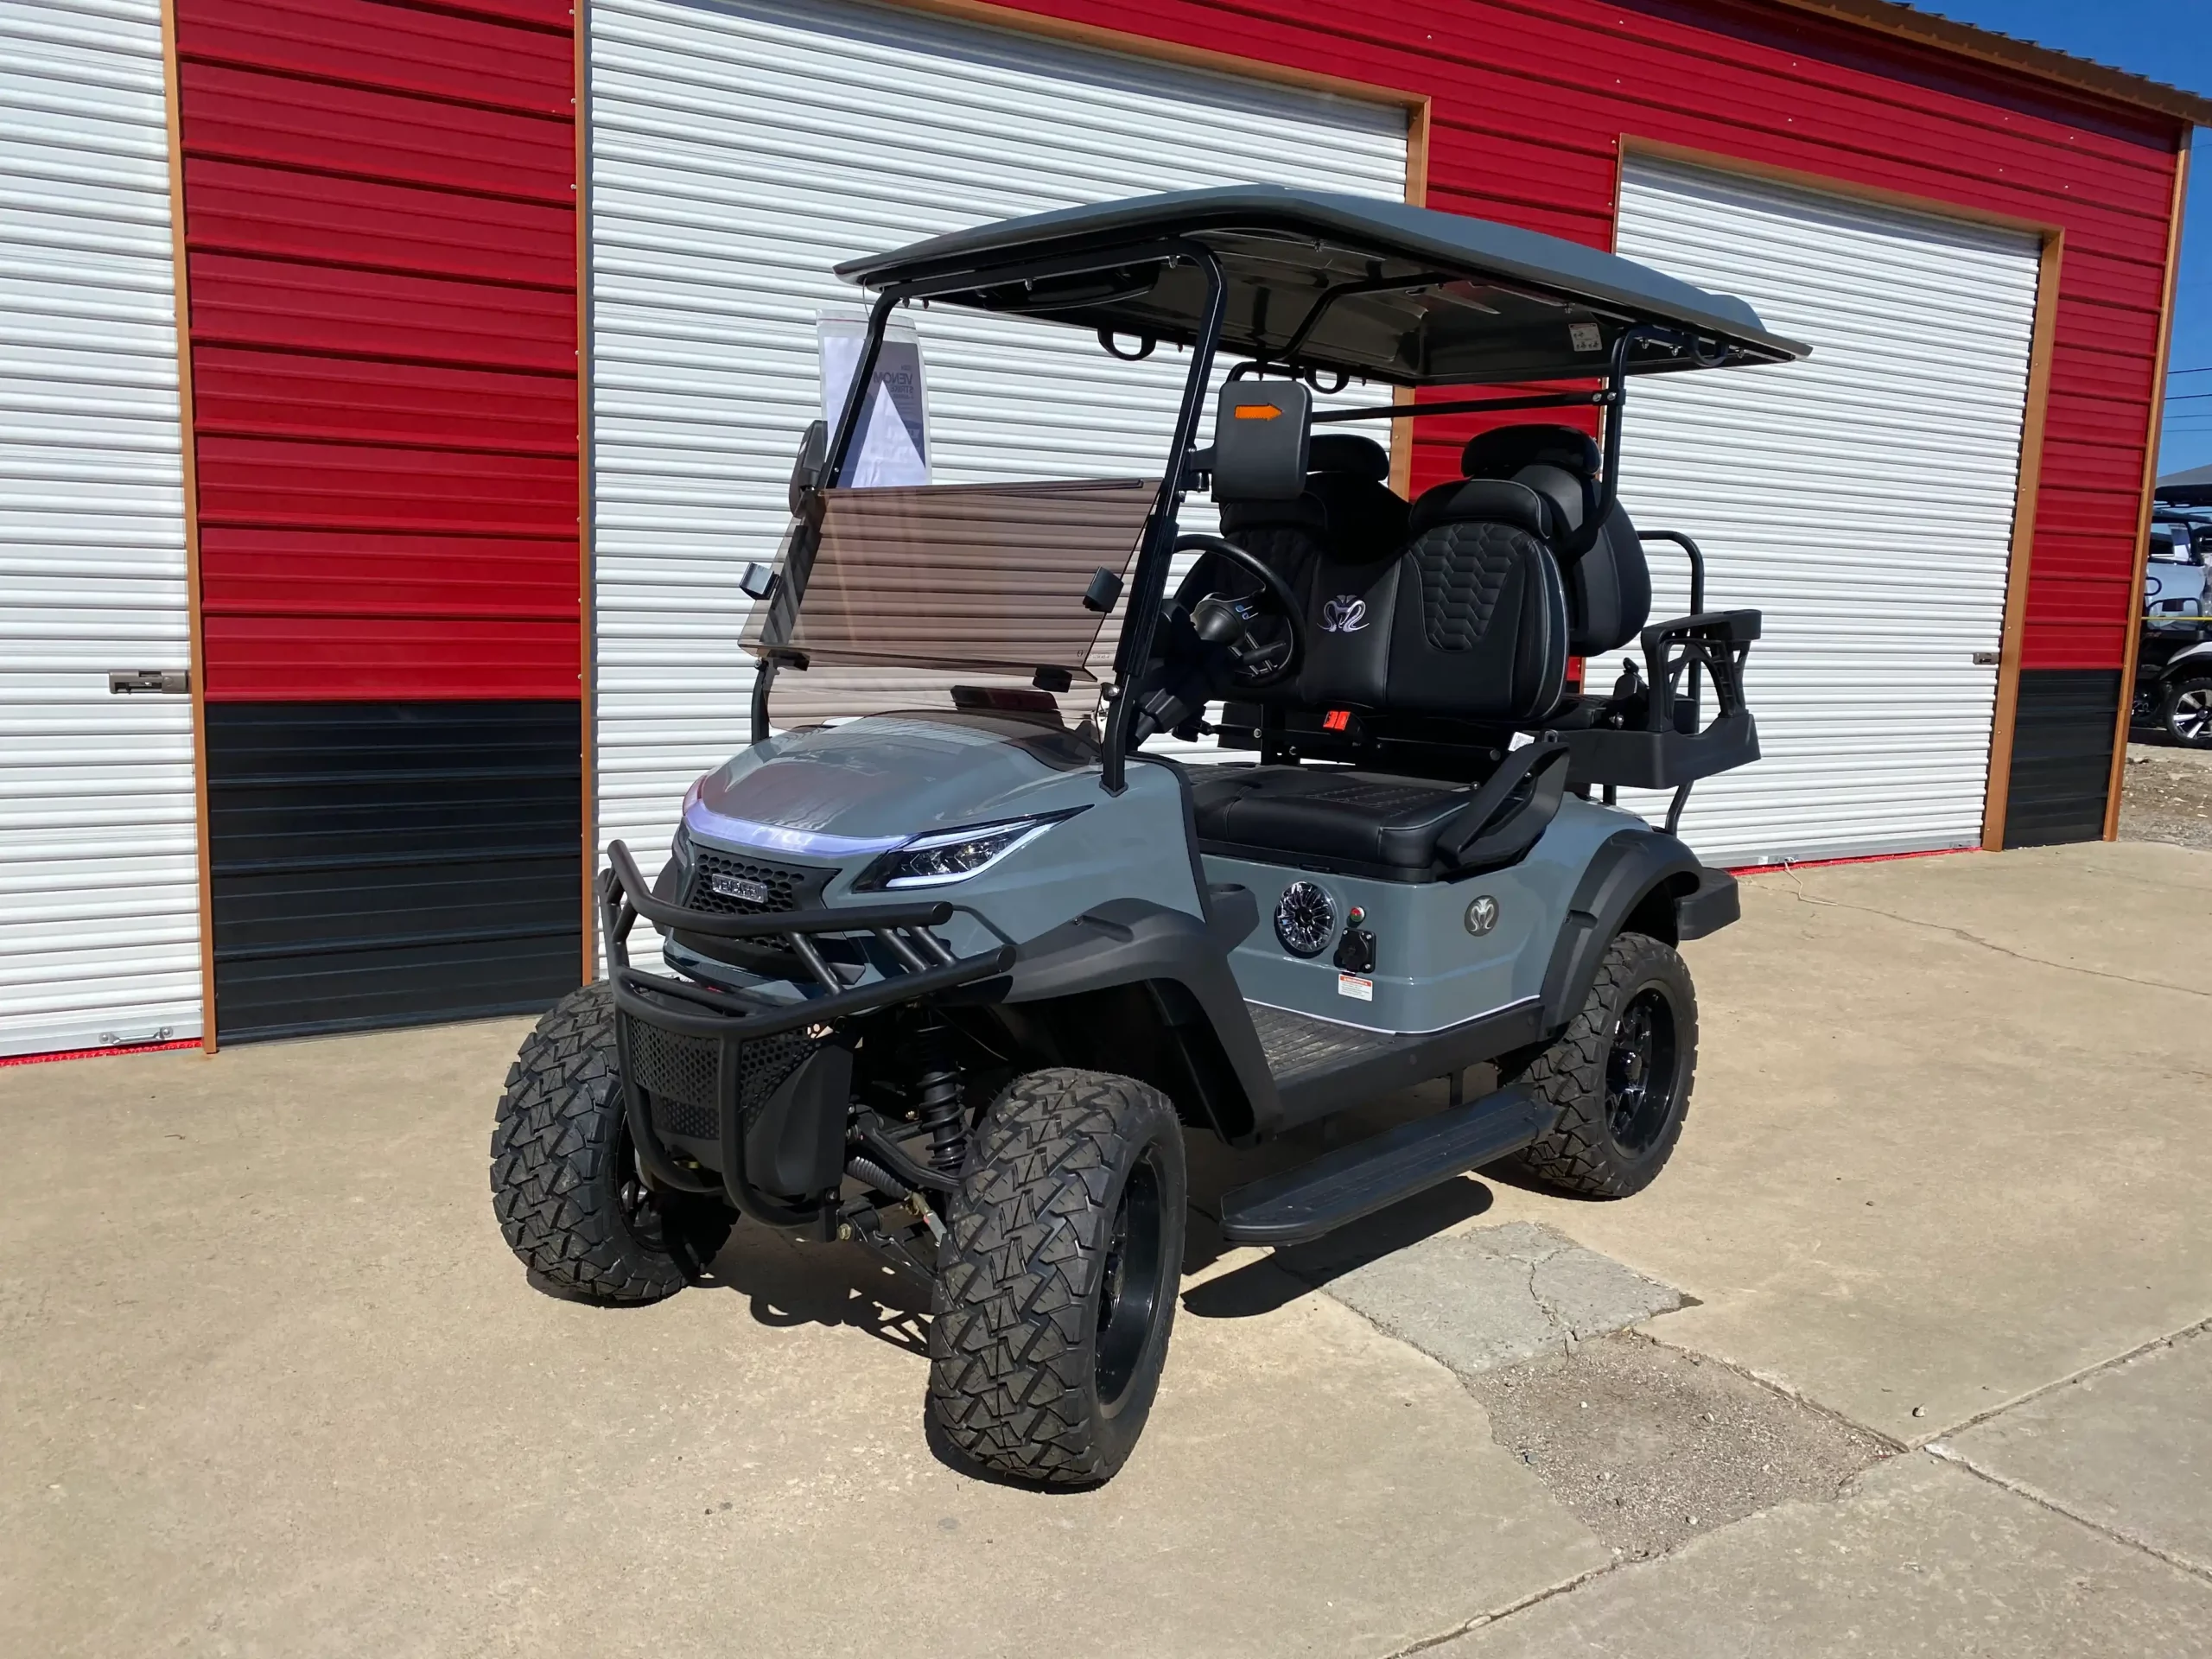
[{"xmin": 491, "ymin": 187, "xmax": 1808, "ymax": 1485}]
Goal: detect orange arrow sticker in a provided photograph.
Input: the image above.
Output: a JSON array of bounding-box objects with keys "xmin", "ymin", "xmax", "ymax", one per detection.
[{"xmin": 1232, "ymin": 404, "xmax": 1282, "ymax": 420}]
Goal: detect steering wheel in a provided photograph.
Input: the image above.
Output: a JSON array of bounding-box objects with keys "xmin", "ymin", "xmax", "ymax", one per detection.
[{"xmin": 1169, "ymin": 533, "xmax": 1307, "ymax": 690}]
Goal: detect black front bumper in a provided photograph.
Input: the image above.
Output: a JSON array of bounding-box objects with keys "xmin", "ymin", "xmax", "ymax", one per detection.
[{"xmin": 600, "ymin": 840, "xmax": 1013, "ymax": 1228}]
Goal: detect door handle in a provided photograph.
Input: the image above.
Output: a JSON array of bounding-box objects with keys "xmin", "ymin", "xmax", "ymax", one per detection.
[{"xmin": 108, "ymin": 669, "xmax": 190, "ymax": 695}]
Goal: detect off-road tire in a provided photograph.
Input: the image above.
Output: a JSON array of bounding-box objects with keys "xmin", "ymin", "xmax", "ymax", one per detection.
[
  {"xmin": 490, "ymin": 983, "xmax": 733, "ymax": 1303},
  {"xmin": 2162, "ymin": 674, "xmax": 2212, "ymax": 749},
  {"xmin": 927, "ymin": 1068, "xmax": 1187, "ymax": 1487},
  {"xmin": 1498, "ymin": 931, "xmax": 1698, "ymax": 1198}
]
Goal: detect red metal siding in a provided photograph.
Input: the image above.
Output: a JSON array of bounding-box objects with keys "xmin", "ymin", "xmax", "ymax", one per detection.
[
  {"xmin": 176, "ymin": 0, "xmax": 578, "ymax": 702},
  {"xmin": 992, "ymin": 0, "xmax": 2181, "ymax": 673}
]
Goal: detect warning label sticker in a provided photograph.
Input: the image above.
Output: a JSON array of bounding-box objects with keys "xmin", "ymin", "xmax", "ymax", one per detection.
[{"xmin": 1337, "ymin": 974, "xmax": 1374, "ymax": 1002}]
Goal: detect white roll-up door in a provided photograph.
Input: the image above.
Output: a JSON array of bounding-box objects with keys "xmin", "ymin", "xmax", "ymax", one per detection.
[
  {"xmin": 586, "ymin": 0, "xmax": 1407, "ymax": 941},
  {"xmin": 0, "ymin": 0, "xmax": 200, "ymax": 1056},
  {"xmin": 1611, "ymin": 155, "xmax": 2040, "ymax": 865}
]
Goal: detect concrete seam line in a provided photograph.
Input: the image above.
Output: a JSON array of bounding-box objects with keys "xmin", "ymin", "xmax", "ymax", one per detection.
[
  {"xmin": 1768, "ymin": 881, "xmax": 2210, "ymax": 1001},
  {"xmin": 1913, "ymin": 1313, "xmax": 2212, "ymax": 1446},
  {"xmin": 1624, "ymin": 1328, "xmax": 1910, "ymax": 1455},
  {"xmin": 1382, "ymin": 1561, "xmax": 1619, "ymax": 1658},
  {"xmin": 1922, "ymin": 1446, "xmax": 2212, "ymax": 1586}
]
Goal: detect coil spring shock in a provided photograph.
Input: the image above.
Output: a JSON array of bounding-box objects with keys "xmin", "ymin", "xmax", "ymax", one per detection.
[{"xmin": 911, "ymin": 1022, "xmax": 968, "ymax": 1177}]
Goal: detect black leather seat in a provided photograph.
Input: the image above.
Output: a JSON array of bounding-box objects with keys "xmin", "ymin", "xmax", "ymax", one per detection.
[
  {"xmin": 1461, "ymin": 424, "xmax": 1649, "ymax": 658},
  {"xmin": 1192, "ymin": 768, "xmax": 1471, "ymax": 871},
  {"xmin": 1302, "ymin": 433, "xmax": 1408, "ymax": 565},
  {"xmin": 1192, "ymin": 463, "xmax": 1572, "ymax": 875},
  {"xmin": 1294, "ymin": 474, "xmax": 1569, "ymax": 720}
]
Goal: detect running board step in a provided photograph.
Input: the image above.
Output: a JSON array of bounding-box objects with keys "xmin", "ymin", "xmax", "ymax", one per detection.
[{"xmin": 1217, "ymin": 1086, "xmax": 1554, "ymax": 1248}]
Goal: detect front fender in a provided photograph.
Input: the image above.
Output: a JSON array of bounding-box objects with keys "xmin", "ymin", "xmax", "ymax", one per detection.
[{"xmin": 976, "ymin": 897, "xmax": 1279, "ymax": 1141}]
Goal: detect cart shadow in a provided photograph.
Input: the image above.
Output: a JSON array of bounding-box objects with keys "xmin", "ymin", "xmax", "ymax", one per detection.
[
  {"xmin": 698, "ymin": 1225, "xmax": 935, "ymax": 1359},
  {"xmin": 686, "ymin": 1076, "xmax": 1527, "ymax": 1354},
  {"xmin": 1176, "ymin": 1074, "xmax": 1515, "ymax": 1318},
  {"xmin": 1179, "ymin": 1174, "xmax": 1497, "ymax": 1321}
]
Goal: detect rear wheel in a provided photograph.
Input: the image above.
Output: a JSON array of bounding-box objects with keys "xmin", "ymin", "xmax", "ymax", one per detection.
[
  {"xmin": 490, "ymin": 984, "xmax": 734, "ymax": 1304},
  {"xmin": 2163, "ymin": 675, "xmax": 2212, "ymax": 749},
  {"xmin": 927, "ymin": 1068, "xmax": 1186, "ymax": 1486},
  {"xmin": 1498, "ymin": 931, "xmax": 1697, "ymax": 1198}
]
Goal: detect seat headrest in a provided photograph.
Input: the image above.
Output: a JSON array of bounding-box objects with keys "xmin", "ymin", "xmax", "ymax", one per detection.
[
  {"xmin": 1460, "ymin": 423, "xmax": 1600, "ymax": 481},
  {"xmin": 1408, "ymin": 478, "xmax": 1553, "ymax": 539},
  {"xmin": 1307, "ymin": 433, "xmax": 1390, "ymax": 480}
]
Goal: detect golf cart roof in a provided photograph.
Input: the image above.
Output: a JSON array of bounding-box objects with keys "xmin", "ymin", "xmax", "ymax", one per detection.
[{"xmin": 836, "ymin": 186, "xmax": 1810, "ymax": 388}]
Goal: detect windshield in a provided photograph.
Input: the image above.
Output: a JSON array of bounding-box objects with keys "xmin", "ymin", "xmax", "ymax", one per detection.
[
  {"xmin": 738, "ymin": 290, "xmax": 1392, "ymax": 731},
  {"xmin": 739, "ymin": 477, "xmax": 1154, "ymax": 683}
]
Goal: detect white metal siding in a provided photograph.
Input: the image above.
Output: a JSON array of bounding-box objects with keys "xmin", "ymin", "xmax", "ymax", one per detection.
[
  {"xmin": 0, "ymin": 0, "xmax": 200, "ymax": 1054},
  {"xmin": 586, "ymin": 0, "xmax": 1406, "ymax": 950},
  {"xmin": 1612, "ymin": 156, "xmax": 2040, "ymax": 865}
]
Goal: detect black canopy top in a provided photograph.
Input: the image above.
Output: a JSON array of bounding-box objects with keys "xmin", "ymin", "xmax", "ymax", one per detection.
[{"xmin": 836, "ymin": 186, "xmax": 1810, "ymax": 388}]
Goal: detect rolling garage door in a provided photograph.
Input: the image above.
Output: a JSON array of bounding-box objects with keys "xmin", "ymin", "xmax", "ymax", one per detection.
[
  {"xmin": 586, "ymin": 0, "xmax": 1407, "ymax": 951},
  {"xmin": 1611, "ymin": 155, "xmax": 2041, "ymax": 864},
  {"xmin": 1, "ymin": 0, "xmax": 201, "ymax": 1056}
]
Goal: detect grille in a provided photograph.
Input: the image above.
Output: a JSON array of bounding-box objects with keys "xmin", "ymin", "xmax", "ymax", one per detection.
[
  {"xmin": 623, "ymin": 1014, "xmax": 821, "ymax": 1145},
  {"xmin": 627, "ymin": 1020, "xmax": 719, "ymax": 1140},
  {"xmin": 683, "ymin": 849, "xmax": 824, "ymax": 917}
]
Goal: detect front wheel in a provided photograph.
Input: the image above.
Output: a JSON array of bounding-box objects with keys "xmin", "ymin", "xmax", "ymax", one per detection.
[
  {"xmin": 1497, "ymin": 931, "xmax": 1698, "ymax": 1198},
  {"xmin": 927, "ymin": 1068, "xmax": 1187, "ymax": 1486},
  {"xmin": 2162, "ymin": 675, "xmax": 2212, "ymax": 748},
  {"xmin": 489, "ymin": 984, "xmax": 734, "ymax": 1304}
]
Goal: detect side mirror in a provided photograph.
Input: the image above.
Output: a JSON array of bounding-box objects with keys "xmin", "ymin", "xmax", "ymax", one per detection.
[{"xmin": 787, "ymin": 418, "xmax": 829, "ymax": 515}]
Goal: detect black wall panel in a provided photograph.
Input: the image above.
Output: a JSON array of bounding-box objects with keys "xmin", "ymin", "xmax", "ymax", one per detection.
[
  {"xmin": 207, "ymin": 701, "xmax": 582, "ymax": 1042},
  {"xmin": 2003, "ymin": 669, "xmax": 2120, "ymax": 849}
]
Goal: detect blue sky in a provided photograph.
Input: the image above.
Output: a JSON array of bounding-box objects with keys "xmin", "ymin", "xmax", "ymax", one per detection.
[{"xmin": 1916, "ymin": 2, "xmax": 2208, "ymax": 476}]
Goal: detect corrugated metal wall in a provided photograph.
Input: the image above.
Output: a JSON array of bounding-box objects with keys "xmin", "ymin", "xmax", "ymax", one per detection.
[
  {"xmin": 173, "ymin": 0, "xmax": 584, "ymax": 1039},
  {"xmin": 175, "ymin": 0, "xmax": 580, "ymax": 700},
  {"xmin": 1611, "ymin": 155, "xmax": 2040, "ymax": 863},
  {"xmin": 584, "ymin": 0, "xmax": 1408, "ymax": 956},
  {"xmin": 0, "ymin": 0, "xmax": 203, "ymax": 1056}
]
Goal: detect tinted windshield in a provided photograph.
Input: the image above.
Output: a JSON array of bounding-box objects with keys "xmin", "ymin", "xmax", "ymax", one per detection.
[{"xmin": 739, "ymin": 477, "xmax": 1154, "ymax": 682}]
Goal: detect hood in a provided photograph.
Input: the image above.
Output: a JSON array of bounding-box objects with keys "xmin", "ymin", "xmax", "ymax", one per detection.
[{"xmin": 684, "ymin": 711, "xmax": 1100, "ymax": 858}]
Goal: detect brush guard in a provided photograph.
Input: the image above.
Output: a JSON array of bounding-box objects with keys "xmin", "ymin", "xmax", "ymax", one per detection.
[{"xmin": 600, "ymin": 840, "xmax": 1015, "ymax": 1234}]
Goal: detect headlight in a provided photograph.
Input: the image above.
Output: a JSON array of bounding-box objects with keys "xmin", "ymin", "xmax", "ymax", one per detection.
[{"xmin": 852, "ymin": 810, "xmax": 1083, "ymax": 891}]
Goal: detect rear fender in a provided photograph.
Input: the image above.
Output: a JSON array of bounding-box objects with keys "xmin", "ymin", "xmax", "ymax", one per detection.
[
  {"xmin": 2160, "ymin": 640, "xmax": 2212, "ymax": 682},
  {"xmin": 1537, "ymin": 829, "xmax": 1705, "ymax": 1035}
]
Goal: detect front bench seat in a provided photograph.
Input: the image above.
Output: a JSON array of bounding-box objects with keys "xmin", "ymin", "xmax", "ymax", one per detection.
[
  {"xmin": 1301, "ymin": 433, "xmax": 1408, "ymax": 566},
  {"xmin": 1192, "ymin": 475, "xmax": 1571, "ymax": 874},
  {"xmin": 1191, "ymin": 738, "xmax": 1571, "ymax": 878},
  {"xmin": 1293, "ymin": 474, "xmax": 1569, "ymax": 721}
]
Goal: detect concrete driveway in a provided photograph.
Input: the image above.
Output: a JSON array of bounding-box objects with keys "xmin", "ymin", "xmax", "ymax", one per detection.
[{"xmin": 4, "ymin": 840, "xmax": 2209, "ymax": 1656}]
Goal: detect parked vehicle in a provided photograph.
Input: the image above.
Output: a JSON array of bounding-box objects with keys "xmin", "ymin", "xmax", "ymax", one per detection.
[
  {"xmin": 2146, "ymin": 511, "xmax": 2209, "ymax": 616},
  {"xmin": 488, "ymin": 187, "xmax": 1808, "ymax": 1484},
  {"xmin": 2136, "ymin": 614, "xmax": 2212, "ymax": 748}
]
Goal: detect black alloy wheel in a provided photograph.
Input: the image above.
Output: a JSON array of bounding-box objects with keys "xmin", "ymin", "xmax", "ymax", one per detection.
[
  {"xmin": 1497, "ymin": 930, "xmax": 1699, "ymax": 1198},
  {"xmin": 2165, "ymin": 676, "xmax": 2212, "ymax": 749},
  {"xmin": 1605, "ymin": 987, "xmax": 1682, "ymax": 1156},
  {"xmin": 1093, "ymin": 1147, "xmax": 1168, "ymax": 1408},
  {"xmin": 929, "ymin": 1068, "xmax": 1187, "ymax": 1486}
]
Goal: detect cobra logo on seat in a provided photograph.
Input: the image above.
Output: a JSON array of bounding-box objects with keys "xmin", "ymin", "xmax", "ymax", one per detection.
[{"xmin": 1319, "ymin": 594, "xmax": 1368, "ymax": 633}]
